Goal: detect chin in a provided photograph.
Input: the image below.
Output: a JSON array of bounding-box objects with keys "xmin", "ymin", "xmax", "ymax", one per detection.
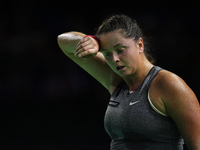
[{"xmin": 118, "ymin": 71, "xmax": 129, "ymax": 77}]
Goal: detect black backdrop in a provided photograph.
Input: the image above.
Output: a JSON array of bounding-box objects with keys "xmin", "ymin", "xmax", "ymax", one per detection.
[{"xmin": 1, "ymin": 0, "xmax": 200, "ymax": 149}]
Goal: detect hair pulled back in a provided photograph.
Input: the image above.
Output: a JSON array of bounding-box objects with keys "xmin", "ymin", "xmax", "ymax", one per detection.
[{"xmin": 96, "ymin": 14, "xmax": 155, "ymax": 64}]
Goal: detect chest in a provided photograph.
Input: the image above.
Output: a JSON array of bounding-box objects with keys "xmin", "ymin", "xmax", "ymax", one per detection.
[{"xmin": 104, "ymin": 90, "xmax": 178, "ymax": 140}]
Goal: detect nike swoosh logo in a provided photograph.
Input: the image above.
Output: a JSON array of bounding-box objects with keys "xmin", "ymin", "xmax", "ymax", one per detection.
[{"xmin": 129, "ymin": 101, "xmax": 140, "ymax": 105}]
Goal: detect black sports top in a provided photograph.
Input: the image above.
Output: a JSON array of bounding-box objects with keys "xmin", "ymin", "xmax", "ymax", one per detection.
[{"xmin": 104, "ymin": 66, "xmax": 183, "ymax": 150}]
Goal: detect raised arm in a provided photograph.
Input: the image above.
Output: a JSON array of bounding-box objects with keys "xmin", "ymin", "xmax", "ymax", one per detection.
[{"xmin": 57, "ymin": 31, "xmax": 122, "ymax": 94}]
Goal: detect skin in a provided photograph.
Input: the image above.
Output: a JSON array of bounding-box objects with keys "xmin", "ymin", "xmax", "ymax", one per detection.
[
  {"xmin": 57, "ymin": 30, "xmax": 200, "ymax": 150},
  {"xmin": 98, "ymin": 30, "xmax": 153, "ymax": 91}
]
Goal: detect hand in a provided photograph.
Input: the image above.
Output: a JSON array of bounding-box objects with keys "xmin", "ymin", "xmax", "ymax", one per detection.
[{"xmin": 74, "ymin": 36, "xmax": 99, "ymax": 58}]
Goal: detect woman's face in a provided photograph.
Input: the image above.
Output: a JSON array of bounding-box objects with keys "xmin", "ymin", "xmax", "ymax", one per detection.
[{"xmin": 99, "ymin": 30, "xmax": 144, "ymax": 77}]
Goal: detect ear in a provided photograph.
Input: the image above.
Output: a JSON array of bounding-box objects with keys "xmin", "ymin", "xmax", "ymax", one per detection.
[{"xmin": 137, "ymin": 38, "xmax": 144, "ymax": 53}]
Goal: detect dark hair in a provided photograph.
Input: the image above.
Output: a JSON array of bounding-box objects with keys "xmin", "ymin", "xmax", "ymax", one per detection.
[{"xmin": 95, "ymin": 14, "xmax": 155, "ymax": 64}]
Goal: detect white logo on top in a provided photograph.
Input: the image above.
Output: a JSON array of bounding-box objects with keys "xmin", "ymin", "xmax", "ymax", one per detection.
[{"xmin": 129, "ymin": 101, "xmax": 140, "ymax": 105}]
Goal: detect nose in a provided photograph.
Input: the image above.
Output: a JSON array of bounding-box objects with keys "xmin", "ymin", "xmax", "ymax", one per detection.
[{"xmin": 112, "ymin": 52, "xmax": 120, "ymax": 62}]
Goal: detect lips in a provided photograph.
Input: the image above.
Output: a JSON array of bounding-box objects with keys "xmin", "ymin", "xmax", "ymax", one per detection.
[{"xmin": 116, "ymin": 66, "xmax": 125, "ymax": 71}]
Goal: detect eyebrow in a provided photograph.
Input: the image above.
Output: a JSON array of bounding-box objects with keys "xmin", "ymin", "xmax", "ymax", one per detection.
[{"xmin": 100, "ymin": 43, "xmax": 122, "ymax": 52}]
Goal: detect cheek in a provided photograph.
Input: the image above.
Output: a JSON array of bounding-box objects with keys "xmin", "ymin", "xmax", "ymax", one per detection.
[{"xmin": 127, "ymin": 48, "xmax": 139, "ymax": 60}]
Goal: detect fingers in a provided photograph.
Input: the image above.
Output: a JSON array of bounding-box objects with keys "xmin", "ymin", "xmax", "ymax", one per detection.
[
  {"xmin": 74, "ymin": 38, "xmax": 90, "ymax": 54},
  {"xmin": 74, "ymin": 41, "xmax": 83, "ymax": 56},
  {"xmin": 78, "ymin": 48, "xmax": 98, "ymax": 58},
  {"xmin": 74, "ymin": 41, "xmax": 91, "ymax": 57},
  {"xmin": 74, "ymin": 47, "xmax": 97, "ymax": 58},
  {"xmin": 74, "ymin": 36, "xmax": 99, "ymax": 58},
  {"xmin": 75, "ymin": 37, "xmax": 90, "ymax": 51}
]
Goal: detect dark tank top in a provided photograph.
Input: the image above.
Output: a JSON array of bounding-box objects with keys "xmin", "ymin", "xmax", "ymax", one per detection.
[{"xmin": 104, "ymin": 66, "xmax": 183, "ymax": 150}]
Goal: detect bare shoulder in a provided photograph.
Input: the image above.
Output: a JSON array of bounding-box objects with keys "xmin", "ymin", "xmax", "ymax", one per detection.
[
  {"xmin": 150, "ymin": 69, "xmax": 199, "ymax": 115},
  {"xmin": 154, "ymin": 70, "xmax": 194, "ymax": 98},
  {"xmin": 149, "ymin": 70, "xmax": 183, "ymax": 116},
  {"xmin": 152, "ymin": 69, "xmax": 197, "ymax": 103},
  {"xmin": 154, "ymin": 70, "xmax": 183, "ymax": 85},
  {"xmin": 153, "ymin": 70, "xmax": 200, "ymax": 149},
  {"xmin": 152, "ymin": 69, "xmax": 199, "ymax": 116}
]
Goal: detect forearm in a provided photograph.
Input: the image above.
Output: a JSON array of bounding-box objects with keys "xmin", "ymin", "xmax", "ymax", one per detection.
[{"xmin": 57, "ymin": 31, "xmax": 86, "ymax": 54}]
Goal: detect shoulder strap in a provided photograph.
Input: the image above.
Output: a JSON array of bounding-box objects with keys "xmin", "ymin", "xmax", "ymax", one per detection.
[
  {"xmin": 108, "ymin": 80, "xmax": 126, "ymax": 107},
  {"xmin": 137, "ymin": 66, "xmax": 163, "ymax": 94}
]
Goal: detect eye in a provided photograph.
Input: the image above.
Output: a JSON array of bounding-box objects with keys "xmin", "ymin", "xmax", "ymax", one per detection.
[
  {"xmin": 117, "ymin": 47, "xmax": 126, "ymax": 54},
  {"xmin": 117, "ymin": 49, "xmax": 123, "ymax": 54}
]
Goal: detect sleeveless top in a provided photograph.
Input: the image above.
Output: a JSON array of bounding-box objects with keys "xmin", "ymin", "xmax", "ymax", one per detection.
[{"xmin": 104, "ymin": 66, "xmax": 183, "ymax": 150}]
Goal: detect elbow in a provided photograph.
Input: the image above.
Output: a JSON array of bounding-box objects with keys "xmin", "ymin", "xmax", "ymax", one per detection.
[
  {"xmin": 57, "ymin": 34, "xmax": 64, "ymax": 48},
  {"xmin": 57, "ymin": 33, "xmax": 68, "ymax": 46},
  {"xmin": 57, "ymin": 32, "xmax": 83, "ymax": 46},
  {"xmin": 57, "ymin": 34, "xmax": 62, "ymax": 42},
  {"xmin": 57, "ymin": 32, "xmax": 84, "ymax": 53},
  {"xmin": 57, "ymin": 32, "xmax": 83, "ymax": 42},
  {"xmin": 57, "ymin": 33, "xmax": 73, "ymax": 49}
]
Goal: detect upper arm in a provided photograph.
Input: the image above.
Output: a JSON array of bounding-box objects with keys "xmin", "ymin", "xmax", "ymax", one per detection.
[
  {"xmin": 158, "ymin": 71, "xmax": 200, "ymax": 150},
  {"xmin": 57, "ymin": 32, "xmax": 122, "ymax": 94}
]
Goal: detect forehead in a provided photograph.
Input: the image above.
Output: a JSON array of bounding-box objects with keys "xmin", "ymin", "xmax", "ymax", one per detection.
[
  {"xmin": 98, "ymin": 30, "xmax": 135, "ymax": 50},
  {"xmin": 99, "ymin": 30, "xmax": 124, "ymax": 42}
]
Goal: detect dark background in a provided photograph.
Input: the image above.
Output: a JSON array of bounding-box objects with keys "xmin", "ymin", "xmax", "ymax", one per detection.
[{"xmin": 1, "ymin": 0, "xmax": 199, "ymax": 149}]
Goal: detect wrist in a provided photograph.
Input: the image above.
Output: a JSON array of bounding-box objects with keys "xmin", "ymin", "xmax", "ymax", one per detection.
[
  {"xmin": 84, "ymin": 35, "xmax": 100, "ymax": 50},
  {"xmin": 84, "ymin": 35, "xmax": 99, "ymax": 42}
]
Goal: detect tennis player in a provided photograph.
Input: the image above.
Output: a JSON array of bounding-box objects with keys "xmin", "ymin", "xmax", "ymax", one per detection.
[{"xmin": 57, "ymin": 14, "xmax": 200, "ymax": 150}]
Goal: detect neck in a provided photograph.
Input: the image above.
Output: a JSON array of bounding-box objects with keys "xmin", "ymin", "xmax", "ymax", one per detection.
[{"xmin": 124, "ymin": 61, "xmax": 153, "ymax": 92}]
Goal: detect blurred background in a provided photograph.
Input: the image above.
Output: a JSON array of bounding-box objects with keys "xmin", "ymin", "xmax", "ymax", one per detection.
[{"xmin": 0, "ymin": 0, "xmax": 199, "ymax": 149}]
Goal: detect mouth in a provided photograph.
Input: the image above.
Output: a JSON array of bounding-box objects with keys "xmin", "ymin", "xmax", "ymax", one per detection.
[{"xmin": 116, "ymin": 66, "xmax": 125, "ymax": 71}]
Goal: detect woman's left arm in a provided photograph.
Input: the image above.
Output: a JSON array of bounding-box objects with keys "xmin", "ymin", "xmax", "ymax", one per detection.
[{"xmin": 159, "ymin": 71, "xmax": 200, "ymax": 150}]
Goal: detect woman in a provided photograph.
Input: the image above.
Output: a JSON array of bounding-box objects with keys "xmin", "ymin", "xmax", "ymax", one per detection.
[{"xmin": 57, "ymin": 15, "xmax": 200, "ymax": 150}]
